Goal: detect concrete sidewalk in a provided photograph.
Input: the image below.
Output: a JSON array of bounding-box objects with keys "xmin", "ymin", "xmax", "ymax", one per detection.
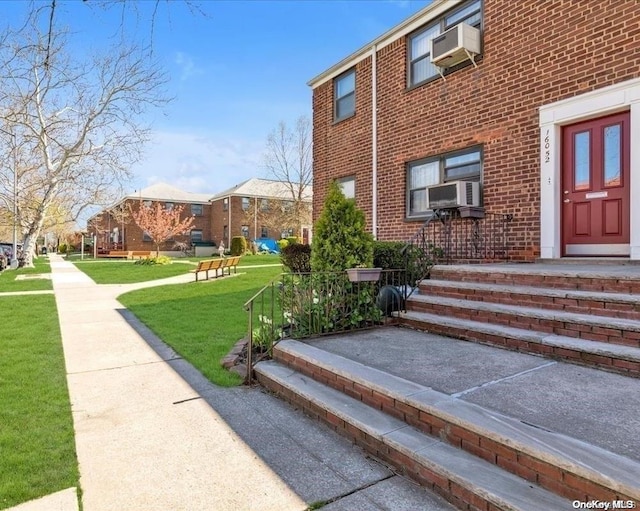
[{"xmin": 21, "ymin": 255, "xmax": 444, "ymax": 511}]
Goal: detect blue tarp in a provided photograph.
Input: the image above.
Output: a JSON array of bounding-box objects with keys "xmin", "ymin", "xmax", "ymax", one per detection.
[{"xmin": 253, "ymin": 238, "xmax": 280, "ymax": 253}]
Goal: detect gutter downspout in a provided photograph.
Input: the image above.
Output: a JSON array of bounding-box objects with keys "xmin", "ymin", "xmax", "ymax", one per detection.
[{"xmin": 371, "ymin": 43, "xmax": 378, "ymax": 240}]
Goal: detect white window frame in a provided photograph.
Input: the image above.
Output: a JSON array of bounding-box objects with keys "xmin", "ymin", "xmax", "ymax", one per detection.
[{"xmin": 334, "ymin": 69, "xmax": 356, "ymax": 121}]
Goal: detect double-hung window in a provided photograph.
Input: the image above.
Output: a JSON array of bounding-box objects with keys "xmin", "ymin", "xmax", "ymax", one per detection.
[
  {"xmin": 408, "ymin": 24, "xmax": 441, "ymax": 86},
  {"xmin": 408, "ymin": 0, "xmax": 482, "ymax": 87},
  {"xmin": 190, "ymin": 229, "xmax": 203, "ymax": 243},
  {"xmin": 407, "ymin": 147, "xmax": 482, "ymax": 218},
  {"xmin": 334, "ymin": 69, "xmax": 355, "ymax": 121},
  {"xmin": 242, "ymin": 197, "xmax": 250, "ymax": 211},
  {"xmin": 191, "ymin": 204, "xmax": 203, "ymax": 216},
  {"xmin": 338, "ymin": 176, "xmax": 355, "ymax": 199}
]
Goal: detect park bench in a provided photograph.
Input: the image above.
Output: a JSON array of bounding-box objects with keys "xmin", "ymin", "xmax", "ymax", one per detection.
[
  {"xmin": 104, "ymin": 250, "xmax": 129, "ymax": 259},
  {"xmin": 191, "ymin": 258, "xmax": 225, "ymax": 281},
  {"xmin": 129, "ymin": 251, "xmax": 152, "ymax": 259},
  {"xmin": 222, "ymin": 256, "xmax": 241, "ymax": 276}
]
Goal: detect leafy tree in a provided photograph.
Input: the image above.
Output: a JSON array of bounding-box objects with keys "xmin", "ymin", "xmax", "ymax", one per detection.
[
  {"xmin": 130, "ymin": 201, "xmax": 194, "ymax": 257},
  {"xmin": 311, "ymin": 181, "xmax": 373, "ymax": 272},
  {"xmin": 0, "ymin": 9, "xmax": 168, "ymax": 266}
]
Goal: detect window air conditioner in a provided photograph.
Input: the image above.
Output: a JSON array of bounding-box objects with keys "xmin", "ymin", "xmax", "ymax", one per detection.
[
  {"xmin": 427, "ymin": 181, "xmax": 480, "ymax": 209},
  {"xmin": 430, "ymin": 23, "xmax": 481, "ymax": 68}
]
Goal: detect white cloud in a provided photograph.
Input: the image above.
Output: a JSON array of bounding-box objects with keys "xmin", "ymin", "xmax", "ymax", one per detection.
[
  {"xmin": 130, "ymin": 130, "xmax": 266, "ymax": 195},
  {"xmin": 173, "ymin": 51, "xmax": 204, "ymax": 82}
]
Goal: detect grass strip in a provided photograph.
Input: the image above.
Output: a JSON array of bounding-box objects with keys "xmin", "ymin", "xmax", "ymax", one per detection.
[
  {"xmin": 0, "ymin": 295, "xmax": 79, "ymax": 509},
  {"xmin": 118, "ymin": 265, "xmax": 282, "ymax": 386},
  {"xmin": 0, "ymin": 258, "xmax": 52, "ymax": 292},
  {"xmin": 73, "ymin": 259, "xmax": 192, "ymax": 284}
]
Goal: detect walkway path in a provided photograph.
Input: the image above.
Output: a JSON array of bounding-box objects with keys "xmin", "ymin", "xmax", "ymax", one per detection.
[
  {"xmin": 15, "ymin": 255, "xmax": 440, "ymax": 511},
  {"xmin": 48, "ymin": 254, "xmax": 305, "ymax": 511}
]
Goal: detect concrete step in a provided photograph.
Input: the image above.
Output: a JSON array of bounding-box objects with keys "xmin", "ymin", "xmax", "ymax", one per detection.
[
  {"xmin": 255, "ymin": 359, "xmax": 572, "ymax": 511},
  {"xmin": 419, "ymin": 279, "xmax": 640, "ymax": 320},
  {"xmin": 398, "ymin": 309, "xmax": 640, "ymax": 377},
  {"xmin": 265, "ymin": 339, "xmax": 640, "ymax": 504},
  {"xmin": 407, "ymin": 293, "xmax": 640, "ymax": 348},
  {"xmin": 430, "ymin": 265, "xmax": 640, "ymax": 293}
]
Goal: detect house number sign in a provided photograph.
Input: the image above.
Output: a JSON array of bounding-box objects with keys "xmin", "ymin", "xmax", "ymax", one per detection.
[{"xmin": 544, "ymin": 129, "xmax": 550, "ymax": 164}]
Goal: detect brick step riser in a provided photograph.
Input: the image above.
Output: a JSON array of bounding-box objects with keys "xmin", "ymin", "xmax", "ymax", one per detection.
[
  {"xmin": 256, "ymin": 372, "xmax": 501, "ymax": 511},
  {"xmin": 399, "ymin": 316, "xmax": 640, "ymax": 377},
  {"xmin": 429, "ymin": 270, "xmax": 640, "ymax": 294},
  {"xmin": 271, "ymin": 349, "xmax": 633, "ymax": 503},
  {"xmin": 407, "ymin": 300, "xmax": 640, "ymax": 348},
  {"xmin": 417, "ymin": 285, "xmax": 640, "ymax": 321}
]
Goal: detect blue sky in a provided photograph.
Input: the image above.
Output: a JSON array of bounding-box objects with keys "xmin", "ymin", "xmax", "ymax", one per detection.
[{"xmin": 5, "ymin": 0, "xmax": 431, "ymax": 197}]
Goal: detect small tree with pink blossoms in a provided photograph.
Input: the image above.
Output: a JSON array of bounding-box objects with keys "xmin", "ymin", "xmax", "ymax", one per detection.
[{"xmin": 131, "ymin": 201, "xmax": 194, "ymax": 257}]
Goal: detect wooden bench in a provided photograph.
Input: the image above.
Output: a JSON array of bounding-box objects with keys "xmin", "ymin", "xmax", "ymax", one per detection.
[
  {"xmin": 222, "ymin": 256, "xmax": 241, "ymax": 275},
  {"xmin": 129, "ymin": 251, "xmax": 152, "ymax": 260},
  {"xmin": 103, "ymin": 250, "xmax": 129, "ymax": 259},
  {"xmin": 190, "ymin": 258, "xmax": 225, "ymax": 281}
]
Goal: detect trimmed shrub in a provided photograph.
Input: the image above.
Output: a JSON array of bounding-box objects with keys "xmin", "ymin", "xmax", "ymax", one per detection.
[
  {"xmin": 134, "ymin": 255, "xmax": 172, "ymax": 265},
  {"xmin": 373, "ymin": 241, "xmax": 406, "ymax": 270},
  {"xmin": 276, "ymin": 239, "xmax": 289, "ymax": 251},
  {"xmin": 286, "ymin": 236, "xmax": 300, "ymax": 246},
  {"xmin": 311, "ymin": 180, "xmax": 373, "ymax": 272},
  {"xmin": 281, "ymin": 243, "xmax": 311, "ymax": 273},
  {"xmin": 230, "ymin": 236, "xmax": 247, "ymax": 256}
]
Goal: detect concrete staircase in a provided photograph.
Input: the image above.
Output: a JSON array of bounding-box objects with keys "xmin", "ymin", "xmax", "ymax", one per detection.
[
  {"xmin": 405, "ymin": 264, "xmax": 640, "ymax": 377},
  {"xmin": 254, "ymin": 264, "xmax": 640, "ymax": 510}
]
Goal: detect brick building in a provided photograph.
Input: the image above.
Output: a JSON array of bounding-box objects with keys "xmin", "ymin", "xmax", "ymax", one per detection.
[
  {"xmin": 210, "ymin": 178, "xmax": 313, "ymax": 248},
  {"xmin": 87, "ymin": 182, "xmax": 212, "ymax": 253},
  {"xmin": 308, "ymin": 0, "xmax": 640, "ymax": 260}
]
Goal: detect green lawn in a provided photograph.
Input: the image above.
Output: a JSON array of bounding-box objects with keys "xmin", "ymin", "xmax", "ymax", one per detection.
[
  {"xmin": 73, "ymin": 259, "xmax": 194, "ymax": 284},
  {"xmin": 184, "ymin": 253, "xmax": 282, "ymax": 266},
  {"xmin": 118, "ymin": 265, "xmax": 283, "ymax": 386},
  {"xmin": 0, "ymin": 295, "xmax": 79, "ymax": 509},
  {"xmin": 0, "ymin": 258, "xmax": 52, "ymax": 292}
]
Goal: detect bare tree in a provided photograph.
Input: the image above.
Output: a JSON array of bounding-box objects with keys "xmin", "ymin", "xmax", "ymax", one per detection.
[
  {"xmin": 262, "ymin": 116, "xmax": 313, "ymax": 237},
  {"xmin": 130, "ymin": 201, "xmax": 194, "ymax": 257},
  {"xmin": 0, "ymin": 12, "xmax": 169, "ymax": 266}
]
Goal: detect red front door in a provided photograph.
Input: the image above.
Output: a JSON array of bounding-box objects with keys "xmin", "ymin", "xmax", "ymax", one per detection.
[{"xmin": 562, "ymin": 112, "xmax": 630, "ymax": 256}]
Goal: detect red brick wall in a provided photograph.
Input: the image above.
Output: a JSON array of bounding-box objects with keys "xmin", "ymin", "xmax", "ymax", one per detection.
[
  {"xmin": 312, "ymin": 0, "xmax": 640, "ymax": 261},
  {"xmin": 211, "ymin": 196, "xmax": 311, "ymax": 247},
  {"xmin": 90, "ymin": 199, "xmax": 212, "ymax": 252}
]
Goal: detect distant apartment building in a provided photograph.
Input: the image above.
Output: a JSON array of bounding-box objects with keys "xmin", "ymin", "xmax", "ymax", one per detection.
[
  {"xmin": 210, "ymin": 178, "xmax": 313, "ymax": 248},
  {"xmin": 87, "ymin": 182, "xmax": 212, "ymax": 253}
]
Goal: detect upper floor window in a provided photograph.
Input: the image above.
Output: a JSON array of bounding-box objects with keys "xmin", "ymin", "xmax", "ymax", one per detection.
[
  {"xmin": 334, "ymin": 69, "xmax": 355, "ymax": 121},
  {"xmin": 407, "ymin": 147, "xmax": 482, "ymax": 218},
  {"xmin": 445, "ymin": 0, "xmax": 482, "ymax": 29},
  {"xmin": 191, "ymin": 204, "xmax": 203, "ymax": 216},
  {"xmin": 223, "ymin": 198, "xmax": 229, "ymax": 211},
  {"xmin": 260, "ymin": 199, "xmax": 269, "ymax": 211},
  {"xmin": 338, "ymin": 176, "xmax": 355, "ymax": 199},
  {"xmin": 142, "ymin": 200, "xmax": 152, "ymax": 208},
  {"xmin": 165, "ymin": 202, "xmax": 174, "ymax": 211},
  {"xmin": 242, "ymin": 197, "xmax": 250, "ymax": 211},
  {"xmin": 408, "ymin": 0, "xmax": 482, "ymax": 87}
]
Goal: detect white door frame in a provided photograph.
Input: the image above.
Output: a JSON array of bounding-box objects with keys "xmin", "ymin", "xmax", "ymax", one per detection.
[{"xmin": 539, "ymin": 78, "xmax": 640, "ymax": 259}]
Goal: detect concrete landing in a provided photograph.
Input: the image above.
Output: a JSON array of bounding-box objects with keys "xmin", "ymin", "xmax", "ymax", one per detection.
[{"xmin": 307, "ymin": 327, "xmax": 640, "ymax": 462}]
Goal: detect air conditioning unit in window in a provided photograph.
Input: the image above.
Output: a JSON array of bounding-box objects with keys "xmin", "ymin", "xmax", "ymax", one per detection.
[
  {"xmin": 430, "ymin": 23, "xmax": 481, "ymax": 68},
  {"xmin": 427, "ymin": 181, "xmax": 480, "ymax": 209}
]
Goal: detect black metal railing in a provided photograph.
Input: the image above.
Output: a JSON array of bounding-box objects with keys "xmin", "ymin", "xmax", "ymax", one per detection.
[
  {"xmin": 400, "ymin": 208, "xmax": 513, "ymax": 301},
  {"xmin": 243, "ymin": 269, "xmax": 407, "ymax": 382}
]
